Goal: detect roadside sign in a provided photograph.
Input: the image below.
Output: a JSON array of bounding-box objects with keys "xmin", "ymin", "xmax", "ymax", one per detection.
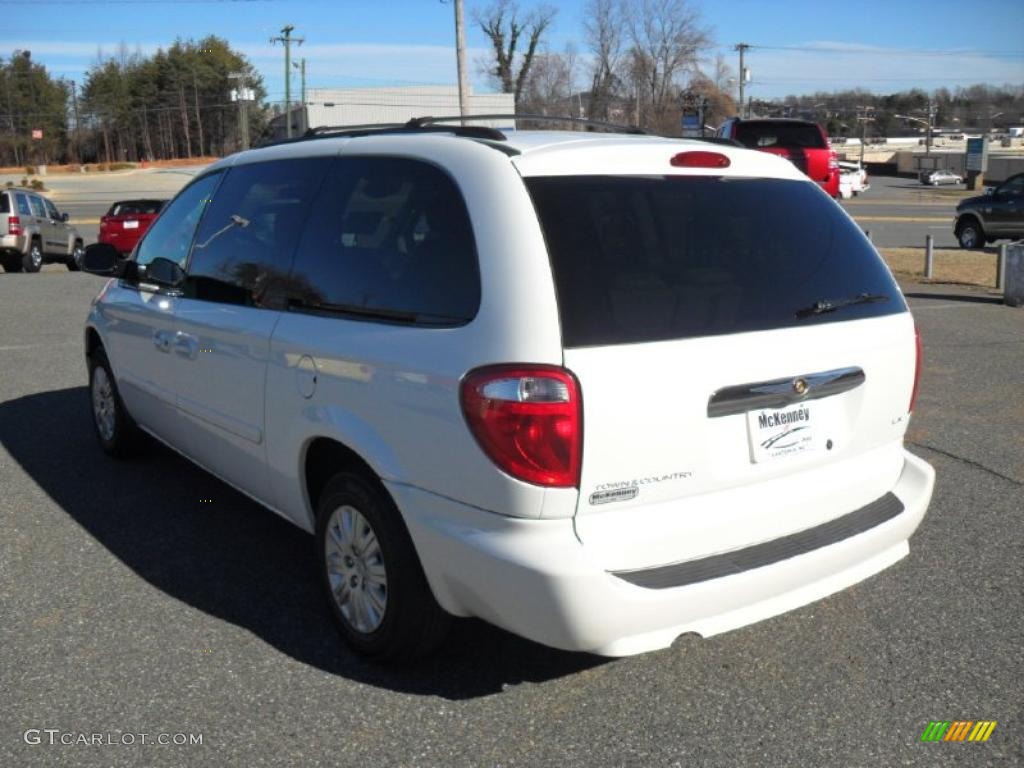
[
  {"xmin": 31, "ymin": 129, "xmax": 42, "ymax": 140},
  {"xmin": 965, "ymin": 137, "xmax": 988, "ymax": 172}
]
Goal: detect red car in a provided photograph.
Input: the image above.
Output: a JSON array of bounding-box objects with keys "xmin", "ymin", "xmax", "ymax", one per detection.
[
  {"xmin": 97, "ymin": 199, "xmax": 167, "ymax": 254},
  {"xmin": 716, "ymin": 118, "xmax": 841, "ymax": 198}
]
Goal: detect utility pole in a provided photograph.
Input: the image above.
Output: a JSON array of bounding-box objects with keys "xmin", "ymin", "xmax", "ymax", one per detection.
[
  {"xmin": 926, "ymin": 97, "xmax": 935, "ymax": 155},
  {"xmin": 293, "ymin": 58, "xmax": 307, "ymax": 134},
  {"xmin": 178, "ymin": 85, "xmax": 192, "ymax": 157},
  {"xmin": 454, "ymin": 0, "xmax": 469, "ymax": 123},
  {"xmin": 735, "ymin": 43, "xmax": 749, "ymax": 119},
  {"xmin": 229, "ymin": 72, "xmax": 250, "ymax": 151},
  {"xmin": 270, "ymin": 25, "xmax": 304, "ymax": 138},
  {"xmin": 192, "ymin": 68, "xmax": 205, "ymax": 157},
  {"xmin": 70, "ymin": 80, "xmax": 81, "ymax": 164}
]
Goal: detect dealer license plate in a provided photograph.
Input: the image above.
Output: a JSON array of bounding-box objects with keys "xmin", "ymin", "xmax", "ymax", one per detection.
[{"xmin": 747, "ymin": 403, "xmax": 821, "ymax": 463}]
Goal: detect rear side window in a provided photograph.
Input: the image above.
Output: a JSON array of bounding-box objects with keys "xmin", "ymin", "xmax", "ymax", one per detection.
[
  {"xmin": 15, "ymin": 193, "xmax": 31, "ymax": 216},
  {"xmin": 734, "ymin": 121, "xmax": 826, "ymax": 149},
  {"xmin": 526, "ymin": 176, "xmax": 905, "ymax": 348},
  {"xmin": 289, "ymin": 156, "xmax": 480, "ymax": 325},
  {"xmin": 185, "ymin": 159, "xmax": 327, "ymax": 309},
  {"xmin": 28, "ymin": 196, "xmax": 46, "ymax": 217},
  {"xmin": 0, "ymin": 194, "xmax": 8, "ymax": 214}
]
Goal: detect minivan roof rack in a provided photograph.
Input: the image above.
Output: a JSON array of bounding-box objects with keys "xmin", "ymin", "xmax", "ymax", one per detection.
[
  {"xmin": 259, "ymin": 113, "xmax": 653, "ymax": 148},
  {"xmin": 407, "ymin": 114, "xmax": 650, "ymax": 135}
]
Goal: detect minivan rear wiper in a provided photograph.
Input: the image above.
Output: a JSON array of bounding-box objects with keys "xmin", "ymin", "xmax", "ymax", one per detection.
[{"xmin": 794, "ymin": 293, "xmax": 890, "ymax": 319}]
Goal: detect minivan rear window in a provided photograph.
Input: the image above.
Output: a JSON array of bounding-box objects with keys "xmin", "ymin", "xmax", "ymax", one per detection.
[
  {"xmin": 734, "ymin": 121, "xmax": 826, "ymax": 149},
  {"xmin": 526, "ymin": 176, "xmax": 905, "ymax": 348}
]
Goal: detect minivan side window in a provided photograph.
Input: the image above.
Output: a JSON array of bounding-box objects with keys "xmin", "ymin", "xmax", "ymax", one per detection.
[
  {"xmin": 184, "ymin": 158, "xmax": 327, "ymax": 309},
  {"xmin": 288, "ymin": 156, "xmax": 480, "ymax": 324},
  {"xmin": 135, "ymin": 172, "xmax": 221, "ymax": 269}
]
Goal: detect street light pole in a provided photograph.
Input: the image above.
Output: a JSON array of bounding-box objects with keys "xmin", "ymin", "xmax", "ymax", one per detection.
[{"xmin": 454, "ymin": 0, "xmax": 469, "ymax": 124}]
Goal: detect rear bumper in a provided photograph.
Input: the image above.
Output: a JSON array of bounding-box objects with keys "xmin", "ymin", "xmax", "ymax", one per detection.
[
  {"xmin": 0, "ymin": 233, "xmax": 27, "ymax": 254},
  {"xmin": 392, "ymin": 449, "xmax": 934, "ymax": 656}
]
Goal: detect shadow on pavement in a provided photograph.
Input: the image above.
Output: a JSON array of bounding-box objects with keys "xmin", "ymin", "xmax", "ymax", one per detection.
[
  {"xmin": 0, "ymin": 386, "xmax": 606, "ymax": 699},
  {"xmin": 904, "ymin": 291, "xmax": 1004, "ymax": 305}
]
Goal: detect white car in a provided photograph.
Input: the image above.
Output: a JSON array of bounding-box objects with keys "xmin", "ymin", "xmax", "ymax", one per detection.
[
  {"xmin": 81, "ymin": 120, "xmax": 935, "ymax": 660},
  {"xmin": 838, "ymin": 161, "xmax": 870, "ymax": 199}
]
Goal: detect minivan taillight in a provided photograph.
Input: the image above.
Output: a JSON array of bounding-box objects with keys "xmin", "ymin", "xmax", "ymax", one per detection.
[
  {"xmin": 460, "ymin": 365, "xmax": 582, "ymax": 488},
  {"xmin": 7, "ymin": 215, "xmax": 21, "ymax": 235},
  {"xmin": 909, "ymin": 325, "xmax": 923, "ymax": 413}
]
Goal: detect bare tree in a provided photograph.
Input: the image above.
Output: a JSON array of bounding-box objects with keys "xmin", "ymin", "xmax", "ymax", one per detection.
[
  {"xmin": 519, "ymin": 46, "xmax": 579, "ymax": 119},
  {"xmin": 583, "ymin": 0, "xmax": 625, "ymax": 121},
  {"xmin": 475, "ymin": 0, "xmax": 557, "ymax": 108},
  {"xmin": 623, "ymin": 0, "xmax": 710, "ymax": 132}
]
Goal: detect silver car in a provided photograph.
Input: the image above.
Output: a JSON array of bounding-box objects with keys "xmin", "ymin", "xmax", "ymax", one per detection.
[
  {"xmin": 920, "ymin": 170, "xmax": 962, "ymax": 186},
  {"xmin": 1, "ymin": 187, "xmax": 85, "ymax": 272}
]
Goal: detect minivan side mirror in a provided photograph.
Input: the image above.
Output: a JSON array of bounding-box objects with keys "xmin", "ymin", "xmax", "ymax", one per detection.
[
  {"xmin": 143, "ymin": 256, "xmax": 186, "ymax": 289},
  {"xmin": 82, "ymin": 242, "xmax": 122, "ymax": 276},
  {"xmin": 61, "ymin": 212, "xmax": 69, "ymax": 222}
]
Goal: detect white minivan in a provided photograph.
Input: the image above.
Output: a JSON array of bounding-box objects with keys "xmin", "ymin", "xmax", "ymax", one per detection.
[{"xmin": 82, "ymin": 120, "xmax": 934, "ymax": 660}]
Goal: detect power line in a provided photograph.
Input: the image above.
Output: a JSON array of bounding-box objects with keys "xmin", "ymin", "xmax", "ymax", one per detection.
[{"xmin": 748, "ymin": 44, "xmax": 1024, "ymax": 59}]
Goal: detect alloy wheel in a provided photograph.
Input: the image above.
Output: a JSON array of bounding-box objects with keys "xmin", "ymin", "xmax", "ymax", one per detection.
[
  {"xmin": 324, "ymin": 504, "xmax": 388, "ymax": 633},
  {"xmin": 91, "ymin": 366, "xmax": 116, "ymax": 442}
]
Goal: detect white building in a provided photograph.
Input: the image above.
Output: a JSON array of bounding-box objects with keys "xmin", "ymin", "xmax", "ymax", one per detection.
[{"xmin": 271, "ymin": 85, "xmax": 515, "ymax": 138}]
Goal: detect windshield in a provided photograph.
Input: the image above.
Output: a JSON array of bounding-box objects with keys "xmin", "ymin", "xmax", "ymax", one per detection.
[
  {"xmin": 525, "ymin": 175, "xmax": 905, "ymax": 347},
  {"xmin": 109, "ymin": 200, "xmax": 165, "ymax": 216}
]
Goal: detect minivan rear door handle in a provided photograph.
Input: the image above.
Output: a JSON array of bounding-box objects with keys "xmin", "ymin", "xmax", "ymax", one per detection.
[
  {"xmin": 153, "ymin": 330, "xmax": 172, "ymax": 353},
  {"xmin": 707, "ymin": 366, "xmax": 865, "ymax": 417},
  {"xmin": 173, "ymin": 332, "xmax": 199, "ymax": 360}
]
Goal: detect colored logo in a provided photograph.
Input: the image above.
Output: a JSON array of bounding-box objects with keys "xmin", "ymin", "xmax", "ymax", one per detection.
[{"xmin": 920, "ymin": 720, "xmax": 997, "ymax": 742}]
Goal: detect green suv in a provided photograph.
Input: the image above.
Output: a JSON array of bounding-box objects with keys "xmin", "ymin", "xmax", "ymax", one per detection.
[{"xmin": 954, "ymin": 173, "xmax": 1024, "ymax": 249}]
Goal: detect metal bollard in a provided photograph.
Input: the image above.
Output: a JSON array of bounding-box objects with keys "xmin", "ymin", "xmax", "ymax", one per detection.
[
  {"xmin": 925, "ymin": 234, "xmax": 934, "ymax": 279},
  {"xmin": 996, "ymin": 243, "xmax": 1007, "ymax": 291}
]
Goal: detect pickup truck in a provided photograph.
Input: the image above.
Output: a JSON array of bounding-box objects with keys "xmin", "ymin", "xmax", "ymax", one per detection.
[{"xmin": 716, "ymin": 118, "xmax": 841, "ymax": 198}]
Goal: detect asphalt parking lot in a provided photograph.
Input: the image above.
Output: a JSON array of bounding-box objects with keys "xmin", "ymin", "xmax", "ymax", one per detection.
[
  {"xmin": 839, "ymin": 174, "xmax": 972, "ymax": 248},
  {"xmin": 1, "ymin": 269, "xmax": 1021, "ymax": 767}
]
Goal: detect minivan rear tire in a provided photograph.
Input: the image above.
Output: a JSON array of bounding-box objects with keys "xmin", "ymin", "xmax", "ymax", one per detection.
[{"xmin": 316, "ymin": 470, "xmax": 451, "ymax": 661}]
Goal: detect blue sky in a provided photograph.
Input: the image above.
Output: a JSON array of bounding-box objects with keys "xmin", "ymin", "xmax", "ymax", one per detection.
[{"xmin": 4, "ymin": 0, "xmax": 1023, "ymax": 103}]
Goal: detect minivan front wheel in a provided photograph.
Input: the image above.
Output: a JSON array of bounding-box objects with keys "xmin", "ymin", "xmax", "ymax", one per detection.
[
  {"xmin": 88, "ymin": 349, "xmax": 143, "ymax": 457},
  {"xmin": 316, "ymin": 471, "xmax": 450, "ymax": 660}
]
